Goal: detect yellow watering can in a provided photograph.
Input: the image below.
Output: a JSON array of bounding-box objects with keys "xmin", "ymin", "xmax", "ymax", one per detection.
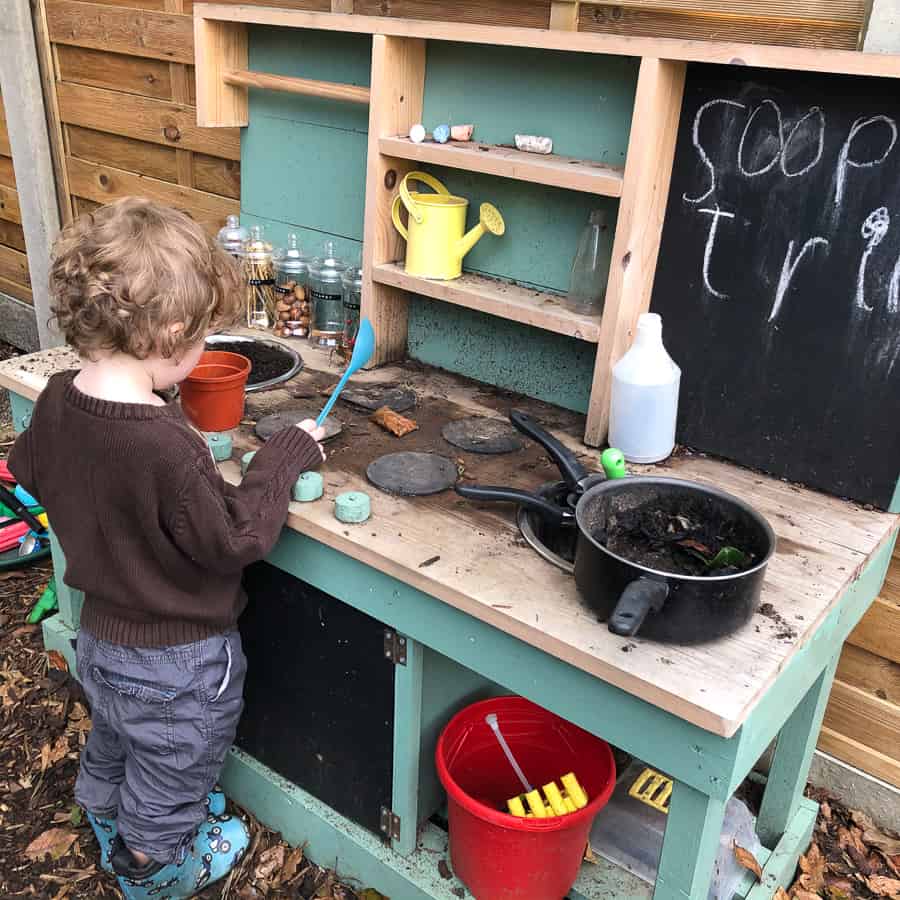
[{"xmin": 391, "ymin": 171, "xmax": 505, "ymax": 280}]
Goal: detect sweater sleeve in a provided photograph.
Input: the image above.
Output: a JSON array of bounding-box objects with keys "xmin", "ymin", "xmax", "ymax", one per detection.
[{"xmin": 170, "ymin": 425, "xmax": 323, "ymax": 574}]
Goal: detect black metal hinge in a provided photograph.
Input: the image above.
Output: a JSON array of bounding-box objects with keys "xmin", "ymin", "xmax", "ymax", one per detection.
[
  {"xmin": 380, "ymin": 806, "xmax": 401, "ymax": 843},
  {"xmin": 383, "ymin": 629, "xmax": 407, "ymax": 666}
]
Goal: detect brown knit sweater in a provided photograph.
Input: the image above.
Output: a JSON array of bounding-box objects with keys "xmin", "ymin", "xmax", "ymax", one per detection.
[{"xmin": 8, "ymin": 371, "xmax": 323, "ymax": 647}]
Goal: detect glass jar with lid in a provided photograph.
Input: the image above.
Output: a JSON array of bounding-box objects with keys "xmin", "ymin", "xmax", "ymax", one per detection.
[
  {"xmin": 217, "ymin": 214, "xmax": 249, "ymax": 261},
  {"xmin": 243, "ymin": 225, "xmax": 276, "ymax": 330},
  {"xmin": 308, "ymin": 241, "xmax": 346, "ymax": 349},
  {"xmin": 339, "ymin": 250, "xmax": 362, "ymax": 360},
  {"xmin": 273, "ymin": 233, "xmax": 309, "ymax": 339}
]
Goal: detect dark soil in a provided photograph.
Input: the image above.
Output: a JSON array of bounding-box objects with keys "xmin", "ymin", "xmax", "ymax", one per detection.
[
  {"xmin": 206, "ymin": 340, "xmax": 296, "ymax": 386},
  {"xmin": 597, "ymin": 497, "xmax": 758, "ymax": 577}
]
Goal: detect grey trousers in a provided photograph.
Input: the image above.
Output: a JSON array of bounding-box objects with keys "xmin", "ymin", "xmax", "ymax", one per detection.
[{"xmin": 74, "ymin": 629, "xmax": 247, "ymax": 864}]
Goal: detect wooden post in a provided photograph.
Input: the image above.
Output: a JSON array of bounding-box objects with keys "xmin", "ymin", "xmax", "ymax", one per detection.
[
  {"xmin": 0, "ymin": 0, "xmax": 63, "ymax": 348},
  {"xmin": 361, "ymin": 35, "xmax": 426, "ymax": 365},
  {"xmin": 331, "ymin": 0, "xmax": 354, "ymax": 12},
  {"xmin": 194, "ymin": 15, "xmax": 249, "ymax": 128},
  {"xmin": 550, "ymin": 0, "xmax": 580, "ymax": 30},
  {"xmin": 584, "ymin": 57, "xmax": 686, "ymax": 446}
]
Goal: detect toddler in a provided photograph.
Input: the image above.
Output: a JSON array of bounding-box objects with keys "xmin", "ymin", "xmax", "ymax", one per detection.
[{"xmin": 9, "ymin": 198, "xmax": 325, "ymax": 899}]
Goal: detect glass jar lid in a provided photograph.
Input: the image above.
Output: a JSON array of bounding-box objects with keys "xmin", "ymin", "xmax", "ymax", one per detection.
[
  {"xmin": 342, "ymin": 247, "xmax": 362, "ymax": 292},
  {"xmin": 309, "ymin": 240, "xmax": 346, "ymax": 287},
  {"xmin": 244, "ymin": 225, "xmax": 273, "ymax": 262},
  {"xmin": 217, "ymin": 214, "xmax": 249, "ymax": 255},
  {"xmin": 274, "ymin": 232, "xmax": 307, "ymax": 275}
]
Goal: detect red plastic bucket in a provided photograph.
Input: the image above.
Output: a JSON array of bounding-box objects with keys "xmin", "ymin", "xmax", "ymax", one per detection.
[
  {"xmin": 436, "ymin": 696, "xmax": 616, "ymax": 900},
  {"xmin": 180, "ymin": 350, "xmax": 251, "ymax": 432}
]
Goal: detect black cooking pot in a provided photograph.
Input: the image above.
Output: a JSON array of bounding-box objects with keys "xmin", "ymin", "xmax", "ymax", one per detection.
[{"xmin": 574, "ymin": 477, "xmax": 776, "ymax": 644}]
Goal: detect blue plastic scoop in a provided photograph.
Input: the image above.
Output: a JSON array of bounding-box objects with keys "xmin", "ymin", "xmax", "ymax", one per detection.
[{"xmin": 316, "ymin": 318, "xmax": 375, "ymax": 427}]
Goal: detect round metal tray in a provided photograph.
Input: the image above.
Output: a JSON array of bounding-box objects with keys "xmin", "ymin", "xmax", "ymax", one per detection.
[{"xmin": 206, "ymin": 333, "xmax": 303, "ymax": 393}]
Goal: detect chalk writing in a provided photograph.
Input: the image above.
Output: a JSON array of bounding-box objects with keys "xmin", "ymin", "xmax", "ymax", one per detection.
[
  {"xmin": 684, "ymin": 99, "xmax": 746, "ymax": 204},
  {"xmin": 856, "ymin": 207, "xmax": 890, "ymax": 312},
  {"xmin": 698, "ymin": 206, "xmax": 735, "ymax": 299},
  {"xmin": 889, "ymin": 256, "xmax": 900, "ymax": 314},
  {"xmin": 835, "ymin": 115, "xmax": 897, "ymax": 210},
  {"xmin": 781, "ymin": 107, "xmax": 825, "ymax": 178},
  {"xmin": 769, "ymin": 237, "xmax": 830, "ymax": 322},
  {"xmin": 739, "ymin": 100, "xmax": 784, "ymax": 177}
]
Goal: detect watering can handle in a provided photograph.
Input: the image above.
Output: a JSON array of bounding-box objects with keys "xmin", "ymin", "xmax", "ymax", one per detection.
[
  {"xmin": 399, "ymin": 171, "xmax": 450, "ymax": 225},
  {"xmin": 390, "ymin": 195, "xmax": 408, "ymax": 241}
]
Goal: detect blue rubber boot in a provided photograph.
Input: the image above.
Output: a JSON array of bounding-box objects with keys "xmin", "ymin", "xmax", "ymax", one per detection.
[
  {"xmin": 113, "ymin": 813, "xmax": 249, "ymax": 900},
  {"xmin": 88, "ymin": 788, "xmax": 227, "ymax": 874}
]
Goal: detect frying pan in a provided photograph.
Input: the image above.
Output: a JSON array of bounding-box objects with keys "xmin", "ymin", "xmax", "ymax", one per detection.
[{"xmin": 455, "ymin": 412, "xmax": 776, "ymax": 644}]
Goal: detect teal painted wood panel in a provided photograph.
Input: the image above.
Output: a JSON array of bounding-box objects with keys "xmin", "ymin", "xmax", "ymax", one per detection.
[
  {"xmin": 248, "ymin": 25, "xmax": 371, "ymax": 134},
  {"xmin": 421, "ymin": 42, "xmax": 639, "ymax": 164},
  {"xmin": 407, "ymin": 297, "xmax": 595, "ymax": 413}
]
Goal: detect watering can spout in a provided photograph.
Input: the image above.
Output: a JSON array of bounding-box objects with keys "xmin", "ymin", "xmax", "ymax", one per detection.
[{"xmin": 456, "ymin": 203, "xmax": 506, "ymax": 263}]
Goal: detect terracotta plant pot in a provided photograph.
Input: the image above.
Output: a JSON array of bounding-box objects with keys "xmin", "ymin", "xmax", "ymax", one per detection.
[{"xmin": 180, "ymin": 350, "xmax": 251, "ymax": 432}]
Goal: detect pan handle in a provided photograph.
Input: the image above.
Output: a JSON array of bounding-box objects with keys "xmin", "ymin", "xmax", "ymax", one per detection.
[
  {"xmin": 454, "ymin": 484, "xmax": 574, "ymax": 527},
  {"xmin": 508, "ymin": 410, "xmax": 590, "ymax": 491},
  {"xmin": 608, "ymin": 578, "xmax": 670, "ymax": 637}
]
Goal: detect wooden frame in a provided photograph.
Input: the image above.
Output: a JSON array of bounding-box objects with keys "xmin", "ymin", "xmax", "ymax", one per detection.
[{"xmin": 192, "ymin": 5, "xmax": 900, "ymax": 446}]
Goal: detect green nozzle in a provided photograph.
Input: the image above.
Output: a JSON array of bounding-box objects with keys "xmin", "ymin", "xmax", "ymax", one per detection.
[{"xmin": 601, "ymin": 448, "xmax": 627, "ymax": 480}]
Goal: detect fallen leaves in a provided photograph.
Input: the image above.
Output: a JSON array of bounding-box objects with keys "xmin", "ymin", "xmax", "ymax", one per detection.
[
  {"xmin": 39, "ymin": 734, "xmax": 69, "ymax": 774},
  {"xmin": 46, "ymin": 650, "xmax": 68, "ymax": 673},
  {"xmin": 24, "ymin": 828, "xmax": 77, "ymax": 862},
  {"xmin": 796, "ymin": 843, "xmax": 827, "ymax": 894},
  {"xmin": 867, "ymin": 875, "xmax": 900, "ymax": 899},
  {"xmin": 734, "ymin": 843, "xmax": 763, "ymax": 880}
]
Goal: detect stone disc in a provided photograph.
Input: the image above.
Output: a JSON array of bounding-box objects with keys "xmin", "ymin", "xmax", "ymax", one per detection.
[
  {"xmin": 442, "ymin": 416, "xmax": 525, "ymax": 454},
  {"xmin": 367, "ymin": 452, "xmax": 458, "ymax": 496},
  {"xmin": 341, "ymin": 385, "xmax": 417, "ymax": 413},
  {"xmin": 255, "ymin": 408, "xmax": 342, "ymax": 442}
]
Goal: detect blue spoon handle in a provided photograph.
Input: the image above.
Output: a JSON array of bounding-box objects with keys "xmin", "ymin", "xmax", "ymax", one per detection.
[{"xmin": 317, "ymin": 371, "xmax": 351, "ymax": 427}]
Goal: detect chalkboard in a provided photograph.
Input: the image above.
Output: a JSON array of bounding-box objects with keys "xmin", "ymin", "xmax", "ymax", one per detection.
[{"xmin": 651, "ymin": 63, "xmax": 900, "ymax": 510}]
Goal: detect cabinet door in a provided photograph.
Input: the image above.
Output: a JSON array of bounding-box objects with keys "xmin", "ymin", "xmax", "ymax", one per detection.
[{"xmin": 238, "ymin": 562, "xmax": 395, "ymax": 837}]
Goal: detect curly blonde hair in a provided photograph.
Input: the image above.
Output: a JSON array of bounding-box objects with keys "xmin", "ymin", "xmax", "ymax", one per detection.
[{"xmin": 50, "ymin": 197, "xmax": 243, "ymax": 360}]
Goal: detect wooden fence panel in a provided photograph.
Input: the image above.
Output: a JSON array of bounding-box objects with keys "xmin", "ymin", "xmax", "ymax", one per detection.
[{"xmin": 0, "ymin": 91, "xmax": 31, "ymax": 303}]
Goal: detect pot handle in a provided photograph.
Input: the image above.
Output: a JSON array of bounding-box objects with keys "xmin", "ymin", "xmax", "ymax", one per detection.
[
  {"xmin": 399, "ymin": 171, "xmax": 450, "ymax": 225},
  {"xmin": 509, "ymin": 409, "xmax": 590, "ymax": 491},
  {"xmin": 608, "ymin": 578, "xmax": 670, "ymax": 637},
  {"xmin": 390, "ymin": 195, "xmax": 409, "ymax": 241},
  {"xmin": 454, "ymin": 484, "xmax": 573, "ymax": 527}
]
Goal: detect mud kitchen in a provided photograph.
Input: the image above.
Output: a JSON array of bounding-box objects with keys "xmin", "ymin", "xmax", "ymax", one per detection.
[{"xmin": 2, "ymin": 9, "xmax": 898, "ymax": 900}]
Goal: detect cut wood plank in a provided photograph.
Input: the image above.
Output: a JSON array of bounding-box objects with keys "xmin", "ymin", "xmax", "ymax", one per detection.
[
  {"xmin": 379, "ymin": 136, "xmax": 625, "ymax": 197},
  {"xmin": 332, "ymin": 0, "xmax": 353, "ymax": 11},
  {"xmin": 550, "ymin": 0, "xmax": 579, "ymax": 30},
  {"xmin": 0, "ymin": 245, "xmax": 30, "ymax": 287},
  {"xmin": 883, "ymin": 549, "xmax": 900, "ymax": 603},
  {"xmin": 0, "ymin": 275, "xmax": 33, "ymax": 304},
  {"xmin": 585, "ymin": 56, "xmax": 686, "ymax": 444},
  {"xmin": 0, "ymin": 97, "xmax": 10, "ymax": 158},
  {"xmin": 47, "ymin": 0, "xmax": 193, "ymax": 64},
  {"xmin": 0, "ymin": 220, "xmax": 27, "ymax": 253},
  {"xmin": 0, "ymin": 156, "xmax": 16, "ymax": 189},
  {"xmin": 195, "ymin": 5, "xmax": 900, "ymax": 79},
  {"xmin": 819, "ymin": 726, "xmax": 900, "ymax": 788},
  {"xmin": 0, "ymin": 186, "xmax": 22, "ymax": 225},
  {"xmin": 57, "ymin": 82, "xmax": 240, "ymax": 160},
  {"xmin": 579, "ymin": 4, "xmax": 860, "ymax": 50},
  {"xmin": 66, "ymin": 156, "xmax": 238, "ymax": 234},
  {"xmin": 362, "ymin": 34, "xmax": 426, "ymax": 364},
  {"xmin": 583, "ymin": 0, "xmax": 867, "ymax": 22},
  {"xmin": 67, "ymin": 126, "xmax": 177, "ymax": 183},
  {"xmin": 836, "ymin": 643, "xmax": 900, "ymax": 704},
  {"xmin": 222, "ymin": 69, "xmax": 371, "ymax": 105},
  {"xmin": 354, "ymin": 0, "xmax": 552, "ymax": 28},
  {"xmin": 848, "ymin": 596, "xmax": 900, "ymax": 664},
  {"xmin": 56, "ymin": 45, "xmax": 173, "ymax": 100},
  {"xmin": 373, "ymin": 262, "xmax": 602, "ymax": 342},
  {"xmin": 193, "ymin": 152, "xmax": 240, "ymax": 199},
  {"xmin": 823, "ymin": 679, "xmax": 900, "ymax": 755},
  {"xmin": 73, "ymin": 196, "xmax": 101, "ymax": 217},
  {"xmin": 87, "ymin": 0, "xmax": 167, "ymax": 9},
  {"xmin": 194, "ymin": 16, "xmax": 248, "ymax": 127}
]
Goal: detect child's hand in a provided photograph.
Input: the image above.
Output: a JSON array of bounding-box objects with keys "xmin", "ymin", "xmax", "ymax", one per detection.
[{"xmin": 297, "ymin": 419, "xmax": 327, "ymax": 460}]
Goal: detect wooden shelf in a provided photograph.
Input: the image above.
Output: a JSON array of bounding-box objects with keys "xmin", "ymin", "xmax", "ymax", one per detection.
[
  {"xmin": 379, "ymin": 136, "xmax": 625, "ymax": 197},
  {"xmin": 372, "ymin": 263, "xmax": 602, "ymax": 342}
]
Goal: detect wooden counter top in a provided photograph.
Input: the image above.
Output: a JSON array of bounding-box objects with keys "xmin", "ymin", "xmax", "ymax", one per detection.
[{"xmin": 1, "ymin": 342, "xmax": 896, "ymax": 738}]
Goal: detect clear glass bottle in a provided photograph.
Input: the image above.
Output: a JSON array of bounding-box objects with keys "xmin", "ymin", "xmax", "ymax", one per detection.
[
  {"xmin": 308, "ymin": 241, "xmax": 347, "ymax": 349},
  {"xmin": 566, "ymin": 209, "xmax": 611, "ymax": 315},
  {"xmin": 243, "ymin": 226, "xmax": 276, "ymax": 330},
  {"xmin": 340, "ymin": 250, "xmax": 363, "ymax": 360},
  {"xmin": 608, "ymin": 313, "xmax": 681, "ymax": 464},
  {"xmin": 217, "ymin": 214, "xmax": 249, "ymax": 261},
  {"xmin": 273, "ymin": 233, "xmax": 309, "ymax": 339}
]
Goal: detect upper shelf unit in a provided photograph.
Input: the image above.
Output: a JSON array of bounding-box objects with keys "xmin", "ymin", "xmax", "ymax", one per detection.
[{"xmin": 379, "ymin": 137, "xmax": 625, "ymax": 197}]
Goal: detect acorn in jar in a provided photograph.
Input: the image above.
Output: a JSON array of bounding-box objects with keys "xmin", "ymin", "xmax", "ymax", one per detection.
[{"xmin": 273, "ymin": 233, "xmax": 310, "ymax": 338}]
